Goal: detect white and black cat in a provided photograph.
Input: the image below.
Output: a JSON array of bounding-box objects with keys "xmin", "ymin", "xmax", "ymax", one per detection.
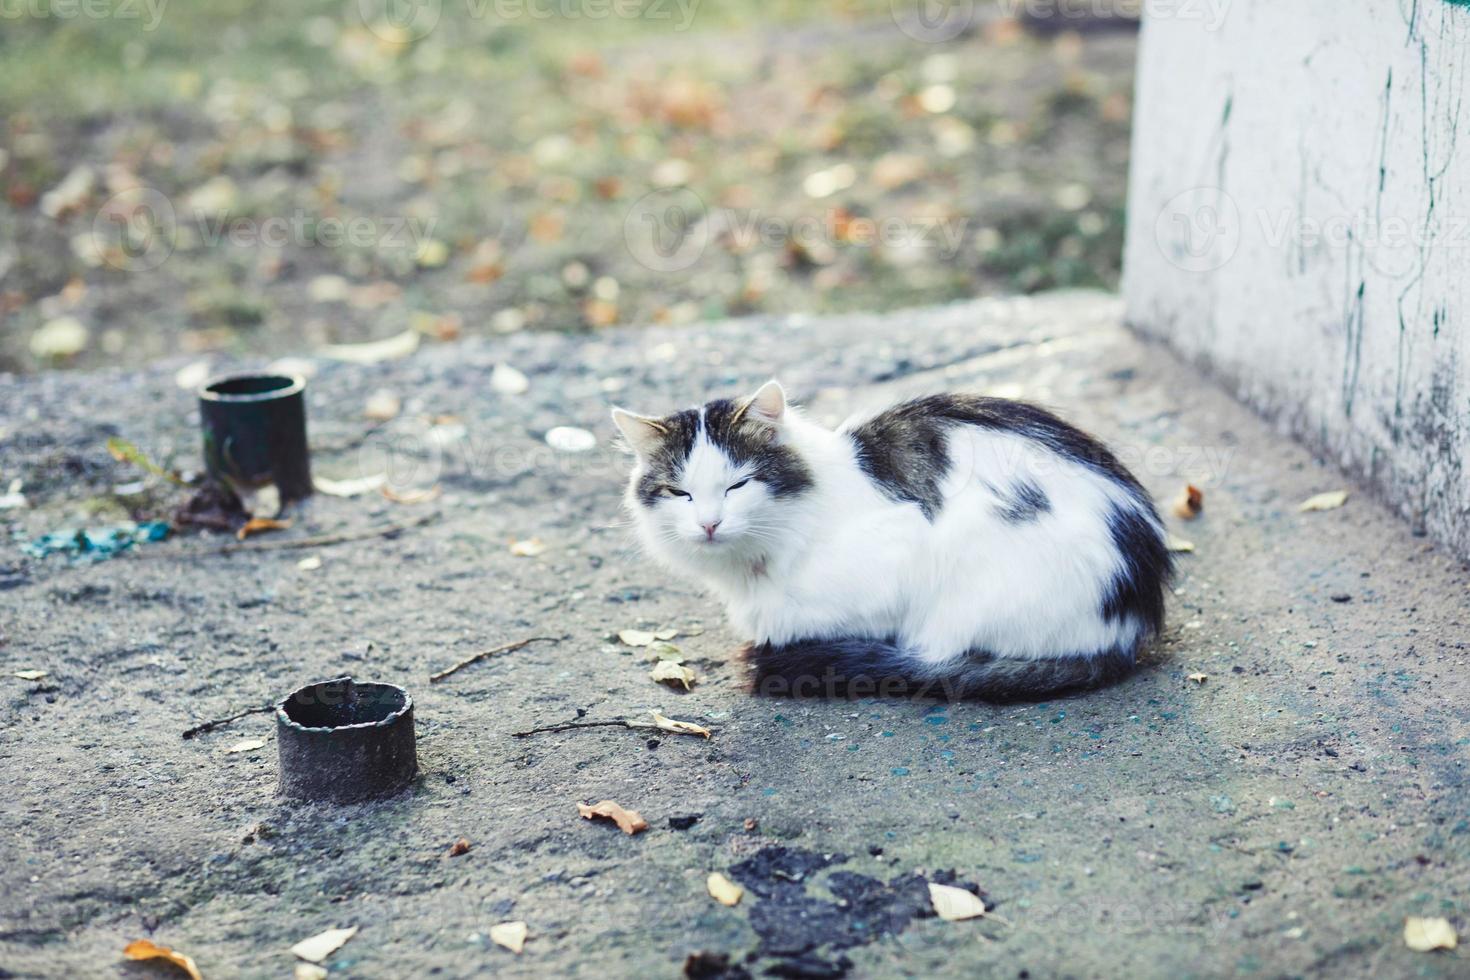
[{"xmin": 613, "ymin": 381, "xmax": 1171, "ymax": 700}]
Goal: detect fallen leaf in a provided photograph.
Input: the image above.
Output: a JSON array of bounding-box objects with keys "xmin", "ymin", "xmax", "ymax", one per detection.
[
  {"xmin": 654, "ymin": 628, "xmax": 679, "ymax": 640},
  {"xmin": 320, "ymin": 329, "xmax": 420, "ymax": 364},
  {"xmin": 107, "ymin": 437, "xmax": 185, "ymax": 485},
  {"xmin": 1172, "ymin": 484, "xmax": 1204, "ymax": 520},
  {"xmin": 577, "ymin": 799, "xmax": 649, "ymax": 835},
  {"xmin": 237, "ymin": 517, "xmax": 292, "ymax": 541},
  {"xmin": 294, "ymin": 965, "xmax": 329, "ymax": 980},
  {"xmin": 618, "ymin": 629, "xmax": 656, "ymax": 647},
  {"xmin": 297, "ymin": 556, "xmax": 323, "ymax": 571},
  {"xmin": 641, "ymin": 710, "xmax": 711, "ymax": 739},
  {"xmin": 290, "ymin": 926, "xmax": 359, "ymax": 963},
  {"xmin": 123, "ymin": 939, "xmax": 202, "ymax": 980},
  {"xmin": 509, "ymin": 538, "xmax": 547, "ymax": 557},
  {"xmin": 1187, "ymin": 673, "xmax": 1208, "ymax": 685},
  {"xmin": 1166, "ymin": 535, "xmax": 1195, "ymax": 553},
  {"xmin": 448, "ymin": 838, "xmax": 471, "ymax": 857},
  {"xmin": 1298, "ymin": 490, "xmax": 1349, "ymax": 512},
  {"xmin": 489, "ymin": 921, "xmax": 527, "ymax": 953},
  {"xmin": 225, "ymin": 738, "xmax": 267, "ymax": 753},
  {"xmin": 415, "ymin": 238, "xmax": 450, "ymax": 268},
  {"xmin": 648, "ymin": 642, "xmax": 684, "ymax": 662},
  {"xmin": 14, "ymin": 669, "xmax": 48, "ymax": 680},
  {"xmin": 928, "ymin": 882, "xmax": 986, "ymax": 921},
  {"xmin": 1404, "ymin": 916, "xmax": 1457, "ymax": 952},
  {"xmin": 707, "ymin": 872, "xmax": 744, "ymax": 906},
  {"xmin": 314, "ymin": 474, "xmax": 387, "ymax": 497},
  {"xmin": 651, "ymin": 660, "xmax": 696, "ymax": 691}
]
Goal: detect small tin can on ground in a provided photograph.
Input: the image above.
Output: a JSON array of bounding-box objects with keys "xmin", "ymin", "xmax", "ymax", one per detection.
[{"xmin": 276, "ymin": 677, "xmax": 417, "ymax": 803}]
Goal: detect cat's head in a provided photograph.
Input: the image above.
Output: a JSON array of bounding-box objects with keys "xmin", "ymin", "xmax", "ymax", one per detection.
[{"xmin": 612, "ymin": 381, "xmax": 814, "ymax": 560}]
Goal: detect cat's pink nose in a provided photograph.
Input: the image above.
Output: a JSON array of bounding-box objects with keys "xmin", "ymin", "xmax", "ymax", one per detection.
[{"xmin": 701, "ymin": 521, "xmax": 721, "ymax": 540}]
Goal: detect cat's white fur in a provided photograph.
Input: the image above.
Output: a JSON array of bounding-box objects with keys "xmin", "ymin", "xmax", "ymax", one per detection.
[{"xmin": 615, "ymin": 381, "xmax": 1158, "ymax": 674}]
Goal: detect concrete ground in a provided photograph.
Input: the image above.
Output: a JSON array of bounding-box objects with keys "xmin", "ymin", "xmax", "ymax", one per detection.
[{"xmin": 1, "ymin": 292, "xmax": 1467, "ymax": 978}]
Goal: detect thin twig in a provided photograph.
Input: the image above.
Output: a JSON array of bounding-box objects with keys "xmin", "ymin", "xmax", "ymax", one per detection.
[
  {"xmin": 215, "ymin": 511, "xmax": 440, "ymax": 554},
  {"xmin": 182, "ymin": 704, "xmax": 273, "ymax": 740},
  {"xmin": 510, "ymin": 720, "xmax": 640, "ymax": 738},
  {"xmin": 429, "ymin": 635, "xmax": 563, "ymax": 683}
]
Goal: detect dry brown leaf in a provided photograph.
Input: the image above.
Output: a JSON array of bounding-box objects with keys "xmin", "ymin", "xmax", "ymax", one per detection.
[
  {"xmin": 707, "ymin": 872, "xmax": 744, "ymax": 906},
  {"xmin": 1404, "ymin": 916, "xmax": 1458, "ymax": 952},
  {"xmin": 651, "ymin": 660, "xmax": 696, "ymax": 691},
  {"xmin": 648, "ymin": 710, "xmax": 711, "ymax": 739},
  {"xmin": 448, "ymin": 838, "xmax": 471, "ymax": 857},
  {"xmin": 489, "ymin": 921, "xmax": 527, "ymax": 953},
  {"xmin": 577, "ymin": 799, "xmax": 649, "ymax": 835},
  {"xmin": 509, "ymin": 538, "xmax": 547, "ymax": 557},
  {"xmin": 237, "ymin": 517, "xmax": 291, "ymax": 541},
  {"xmin": 1172, "ymin": 484, "xmax": 1204, "ymax": 520},
  {"xmin": 1298, "ymin": 490, "xmax": 1349, "ymax": 512},
  {"xmin": 1186, "ymin": 673, "xmax": 1208, "ymax": 685},
  {"xmin": 123, "ymin": 939, "xmax": 203, "ymax": 980},
  {"xmin": 290, "ymin": 926, "xmax": 358, "ymax": 963},
  {"xmin": 225, "ymin": 738, "xmax": 267, "ymax": 753},
  {"xmin": 928, "ymin": 882, "xmax": 987, "ymax": 921}
]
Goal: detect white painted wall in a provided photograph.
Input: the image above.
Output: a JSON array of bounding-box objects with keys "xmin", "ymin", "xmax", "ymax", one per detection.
[{"xmin": 1123, "ymin": 1, "xmax": 1470, "ymax": 557}]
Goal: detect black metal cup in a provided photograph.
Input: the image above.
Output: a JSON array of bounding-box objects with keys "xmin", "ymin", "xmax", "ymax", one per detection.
[
  {"xmin": 198, "ymin": 374, "xmax": 312, "ymax": 506},
  {"xmin": 276, "ymin": 677, "xmax": 417, "ymax": 803}
]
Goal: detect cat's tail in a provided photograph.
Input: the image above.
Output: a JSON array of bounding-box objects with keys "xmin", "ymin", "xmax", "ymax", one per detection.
[{"xmin": 743, "ymin": 638, "xmax": 1137, "ymax": 702}]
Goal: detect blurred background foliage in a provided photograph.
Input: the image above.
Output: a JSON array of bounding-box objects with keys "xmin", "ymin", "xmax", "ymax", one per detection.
[{"xmin": 0, "ymin": 0, "xmax": 1138, "ymax": 373}]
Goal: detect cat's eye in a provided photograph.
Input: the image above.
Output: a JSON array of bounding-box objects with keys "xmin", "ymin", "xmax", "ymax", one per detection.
[
  {"xmin": 726, "ymin": 479, "xmax": 750, "ymax": 493},
  {"xmin": 661, "ymin": 486, "xmax": 691, "ymax": 500}
]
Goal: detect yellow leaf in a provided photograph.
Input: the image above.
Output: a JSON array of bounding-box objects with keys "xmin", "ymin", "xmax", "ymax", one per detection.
[
  {"xmin": 225, "ymin": 738, "xmax": 267, "ymax": 754},
  {"xmin": 290, "ymin": 926, "xmax": 358, "ymax": 963},
  {"xmin": 1298, "ymin": 490, "xmax": 1349, "ymax": 513},
  {"xmin": 489, "ymin": 921, "xmax": 527, "ymax": 953},
  {"xmin": 1404, "ymin": 916, "xmax": 1457, "ymax": 952},
  {"xmin": 707, "ymin": 872, "xmax": 744, "ymax": 906},
  {"xmin": 237, "ymin": 517, "xmax": 291, "ymax": 541},
  {"xmin": 928, "ymin": 882, "xmax": 986, "ymax": 921},
  {"xmin": 123, "ymin": 939, "xmax": 203, "ymax": 980},
  {"xmin": 577, "ymin": 799, "xmax": 649, "ymax": 835},
  {"xmin": 650, "ymin": 660, "xmax": 696, "ymax": 691}
]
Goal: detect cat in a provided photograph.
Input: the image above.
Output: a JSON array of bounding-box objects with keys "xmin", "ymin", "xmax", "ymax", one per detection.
[{"xmin": 613, "ymin": 381, "xmax": 1172, "ymax": 701}]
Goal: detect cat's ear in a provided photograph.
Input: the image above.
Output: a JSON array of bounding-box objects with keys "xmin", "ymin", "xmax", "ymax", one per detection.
[
  {"xmin": 743, "ymin": 380, "xmax": 787, "ymax": 426},
  {"xmin": 611, "ymin": 408, "xmax": 668, "ymax": 458}
]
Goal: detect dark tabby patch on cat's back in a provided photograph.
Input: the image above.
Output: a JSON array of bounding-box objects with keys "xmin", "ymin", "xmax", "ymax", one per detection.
[{"xmin": 997, "ymin": 479, "xmax": 1051, "ymax": 524}]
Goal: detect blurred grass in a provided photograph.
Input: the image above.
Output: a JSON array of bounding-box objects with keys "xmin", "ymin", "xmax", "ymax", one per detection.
[{"xmin": 0, "ymin": 1, "xmax": 1137, "ymax": 373}]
